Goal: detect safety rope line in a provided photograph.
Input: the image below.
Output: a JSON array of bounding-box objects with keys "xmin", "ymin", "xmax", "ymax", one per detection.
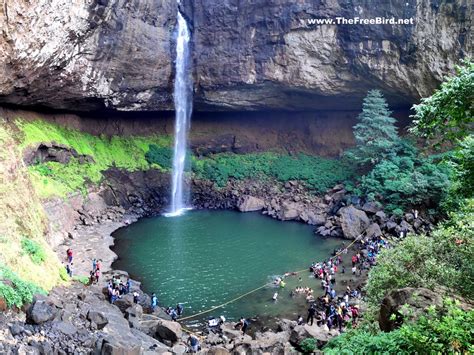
[{"xmin": 178, "ymin": 232, "xmax": 366, "ymax": 322}]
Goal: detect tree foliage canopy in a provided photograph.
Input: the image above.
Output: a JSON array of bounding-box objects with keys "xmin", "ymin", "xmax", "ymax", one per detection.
[{"xmin": 410, "ymin": 60, "xmax": 473, "ymax": 143}]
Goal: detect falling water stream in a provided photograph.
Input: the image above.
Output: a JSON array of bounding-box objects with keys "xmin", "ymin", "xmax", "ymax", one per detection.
[{"xmin": 167, "ymin": 10, "xmax": 192, "ymax": 217}]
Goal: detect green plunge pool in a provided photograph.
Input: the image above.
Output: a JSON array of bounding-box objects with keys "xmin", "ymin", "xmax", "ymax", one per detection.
[{"xmin": 112, "ymin": 210, "xmax": 341, "ymax": 328}]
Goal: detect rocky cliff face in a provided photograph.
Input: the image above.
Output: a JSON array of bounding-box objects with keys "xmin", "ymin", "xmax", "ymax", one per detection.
[{"xmin": 0, "ymin": 0, "xmax": 471, "ymax": 111}]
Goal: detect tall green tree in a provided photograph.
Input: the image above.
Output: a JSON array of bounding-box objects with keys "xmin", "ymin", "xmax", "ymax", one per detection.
[
  {"xmin": 346, "ymin": 90, "xmax": 400, "ymax": 166},
  {"xmin": 410, "ymin": 60, "xmax": 473, "ymax": 144}
]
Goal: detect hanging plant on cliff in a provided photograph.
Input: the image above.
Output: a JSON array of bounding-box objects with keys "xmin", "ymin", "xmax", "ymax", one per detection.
[{"xmin": 345, "ymin": 90, "xmax": 400, "ymax": 167}]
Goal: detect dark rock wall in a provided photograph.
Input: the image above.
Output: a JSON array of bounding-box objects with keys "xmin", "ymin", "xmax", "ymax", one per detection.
[
  {"xmin": 1, "ymin": 107, "xmax": 410, "ymax": 157},
  {"xmin": 0, "ymin": 0, "xmax": 471, "ymax": 112}
]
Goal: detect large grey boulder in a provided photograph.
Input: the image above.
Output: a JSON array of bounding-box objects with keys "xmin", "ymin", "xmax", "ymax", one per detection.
[
  {"xmin": 27, "ymin": 300, "xmax": 56, "ymax": 324},
  {"xmin": 338, "ymin": 206, "xmax": 370, "ymax": 239},
  {"xmin": 87, "ymin": 310, "xmax": 109, "ymax": 330},
  {"xmin": 366, "ymin": 223, "xmax": 383, "ymax": 239},
  {"xmin": 155, "ymin": 319, "xmax": 182, "ymax": 344},
  {"xmin": 280, "ymin": 202, "xmax": 301, "ymax": 221},
  {"xmin": 237, "ymin": 195, "xmax": 265, "ymax": 212}
]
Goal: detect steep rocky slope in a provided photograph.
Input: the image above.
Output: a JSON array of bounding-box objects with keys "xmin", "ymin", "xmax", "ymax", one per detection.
[{"xmin": 0, "ymin": 0, "xmax": 471, "ymax": 111}]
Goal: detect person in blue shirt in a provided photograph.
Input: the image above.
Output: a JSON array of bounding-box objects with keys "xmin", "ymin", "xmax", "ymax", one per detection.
[
  {"xmin": 151, "ymin": 293, "xmax": 158, "ymax": 311},
  {"xmin": 177, "ymin": 303, "xmax": 184, "ymax": 316}
]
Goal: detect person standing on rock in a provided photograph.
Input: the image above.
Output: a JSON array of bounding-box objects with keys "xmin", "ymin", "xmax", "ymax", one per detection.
[
  {"xmin": 187, "ymin": 334, "xmax": 200, "ymax": 353},
  {"xmin": 66, "ymin": 248, "xmax": 73, "ymax": 263},
  {"xmin": 239, "ymin": 317, "xmax": 249, "ymax": 334},
  {"xmin": 133, "ymin": 291, "xmax": 140, "ymax": 304},
  {"xmin": 66, "ymin": 263, "xmax": 73, "ymax": 277},
  {"xmin": 151, "ymin": 293, "xmax": 158, "ymax": 311},
  {"xmin": 92, "ymin": 258, "xmax": 97, "ymax": 271},
  {"xmin": 307, "ymin": 304, "xmax": 316, "ymax": 326}
]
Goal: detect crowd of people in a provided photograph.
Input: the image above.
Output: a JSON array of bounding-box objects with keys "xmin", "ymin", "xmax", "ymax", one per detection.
[{"xmin": 293, "ymin": 235, "xmax": 389, "ymax": 332}]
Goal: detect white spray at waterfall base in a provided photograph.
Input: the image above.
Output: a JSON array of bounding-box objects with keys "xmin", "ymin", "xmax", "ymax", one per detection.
[{"xmin": 165, "ymin": 10, "xmax": 193, "ymax": 217}]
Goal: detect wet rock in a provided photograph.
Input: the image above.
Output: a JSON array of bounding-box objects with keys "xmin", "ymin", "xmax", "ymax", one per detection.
[
  {"xmin": 237, "ymin": 195, "xmax": 265, "ymax": 212},
  {"xmin": 338, "ymin": 206, "xmax": 370, "ymax": 239},
  {"xmin": 155, "ymin": 320, "xmax": 182, "ymax": 344}
]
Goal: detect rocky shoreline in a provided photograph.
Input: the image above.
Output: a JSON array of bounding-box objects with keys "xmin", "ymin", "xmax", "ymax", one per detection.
[{"xmin": 0, "ymin": 168, "xmax": 434, "ymax": 354}]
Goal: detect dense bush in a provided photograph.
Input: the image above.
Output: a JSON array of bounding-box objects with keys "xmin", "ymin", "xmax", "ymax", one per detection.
[
  {"xmin": 0, "ymin": 266, "xmax": 45, "ymax": 308},
  {"xmin": 356, "ymin": 141, "xmax": 451, "ymax": 212},
  {"xmin": 324, "ymin": 300, "xmax": 474, "ymax": 354},
  {"xmin": 145, "ymin": 144, "xmax": 173, "ymax": 169},
  {"xmin": 21, "ymin": 238, "xmax": 46, "ymax": 265},
  {"xmin": 193, "ymin": 152, "xmax": 355, "ymax": 192},
  {"xmin": 299, "ymin": 338, "xmax": 317, "ymax": 353},
  {"xmin": 365, "ymin": 199, "xmax": 473, "ymax": 305}
]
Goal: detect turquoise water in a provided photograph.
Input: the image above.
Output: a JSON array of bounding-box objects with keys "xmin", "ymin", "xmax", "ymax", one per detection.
[{"xmin": 112, "ymin": 210, "xmax": 341, "ymax": 328}]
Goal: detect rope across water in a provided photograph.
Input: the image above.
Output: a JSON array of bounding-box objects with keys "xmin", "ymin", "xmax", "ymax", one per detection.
[{"xmin": 178, "ymin": 233, "xmax": 365, "ymax": 323}]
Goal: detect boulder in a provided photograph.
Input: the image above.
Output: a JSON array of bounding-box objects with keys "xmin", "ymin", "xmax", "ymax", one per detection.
[
  {"xmin": 52, "ymin": 321, "xmax": 77, "ymax": 336},
  {"xmin": 27, "ymin": 300, "xmax": 56, "ymax": 324},
  {"xmin": 365, "ymin": 223, "xmax": 382, "ymax": 239},
  {"xmin": 375, "ymin": 210, "xmax": 387, "ymax": 224},
  {"xmin": 254, "ymin": 330, "xmax": 290, "ymax": 351},
  {"xmin": 379, "ymin": 287, "xmax": 443, "ymax": 331},
  {"xmin": 379, "ymin": 287, "xmax": 472, "ymax": 332},
  {"xmin": 237, "ymin": 195, "xmax": 265, "ymax": 212},
  {"xmin": 304, "ymin": 211, "xmax": 326, "ymax": 226},
  {"xmin": 280, "ymin": 202, "xmax": 301, "ymax": 221},
  {"xmin": 207, "ymin": 346, "xmax": 231, "ymax": 355},
  {"xmin": 362, "ymin": 201, "xmax": 381, "ymax": 214},
  {"xmin": 155, "ymin": 319, "xmax": 182, "ymax": 344},
  {"xmin": 338, "ymin": 206, "xmax": 370, "ymax": 239},
  {"xmin": 87, "ymin": 310, "xmax": 109, "ymax": 330},
  {"xmin": 289, "ymin": 324, "xmax": 336, "ymax": 347}
]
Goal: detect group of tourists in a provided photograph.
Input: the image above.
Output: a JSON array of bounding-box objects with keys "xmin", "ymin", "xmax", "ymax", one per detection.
[
  {"xmin": 295, "ymin": 234, "xmax": 389, "ymax": 332},
  {"xmin": 107, "ymin": 275, "xmax": 132, "ymax": 304},
  {"xmin": 165, "ymin": 303, "xmax": 184, "ymax": 321},
  {"xmin": 88, "ymin": 258, "xmax": 102, "ymax": 284}
]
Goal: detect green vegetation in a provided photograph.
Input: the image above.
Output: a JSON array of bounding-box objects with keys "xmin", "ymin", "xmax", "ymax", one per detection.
[
  {"xmin": 193, "ymin": 152, "xmax": 355, "ymax": 193},
  {"xmin": 355, "ymin": 142, "xmax": 451, "ymax": 212},
  {"xmin": 145, "ymin": 144, "xmax": 173, "ymax": 169},
  {"xmin": 344, "ymin": 90, "xmax": 453, "ymax": 212},
  {"xmin": 21, "ymin": 238, "xmax": 46, "ymax": 265},
  {"xmin": 325, "ymin": 300, "xmax": 474, "ymax": 355},
  {"xmin": 345, "ymin": 89, "xmax": 400, "ymax": 166},
  {"xmin": 72, "ymin": 275, "xmax": 90, "ymax": 285},
  {"xmin": 299, "ymin": 338, "xmax": 317, "ymax": 354},
  {"xmin": 365, "ymin": 200, "xmax": 474, "ymax": 305},
  {"xmin": 411, "ymin": 60, "xmax": 473, "ymax": 143},
  {"xmin": 0, "ymin": 121, "xmax": 63, "ymax": 290},
  {"xmin": 0, "ymin": 265, "xmax": 46, "ymax": 308},
  {"xmin": 325, "ymin": 64, "xmax": 473, "ymax": 354},
  {"xmin": 17, "ymin": 119, "xmax": 171, "ymax": 198}
]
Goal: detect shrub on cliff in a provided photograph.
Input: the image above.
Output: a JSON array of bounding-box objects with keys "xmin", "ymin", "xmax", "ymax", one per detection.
[
  {"xmin": 345, "ymin": 90, "xmax": 400, "ymax": 167},
  {"xmin": 145, "ymin": 144, "xmax": 173, "ymax": 169},
  {"xmin": 0, "ymin": 266, "xmax": 45, "ymax": 308},
  {"xmin": 21, "ymin": 238, "xmax": 46, "ymax": 265},
  {"xmin": 324, "ymin": 300, "xmax": 474, "ymax": 354}
]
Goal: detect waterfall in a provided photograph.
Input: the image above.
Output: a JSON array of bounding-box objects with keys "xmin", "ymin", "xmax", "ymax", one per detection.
[{"xmin": 167, "ymin": 10, "xmax": 193, "ymax": 217}]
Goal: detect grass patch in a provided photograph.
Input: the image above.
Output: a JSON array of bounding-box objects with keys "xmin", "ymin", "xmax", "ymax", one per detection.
[
  {"xmin": 21, "ymin": 238, "xmax": 46, "ymax": 264},
  {"xmin": 16, "ymin": 119, "xmax": 172, "ymax": 198},
  {"xmin": 72, "ymin": 275, "xmax": 89, "ymax": 285}
]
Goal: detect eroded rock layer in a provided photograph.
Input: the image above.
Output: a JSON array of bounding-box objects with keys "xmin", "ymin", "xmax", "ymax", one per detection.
[{"xmin": 0, "ymin": 0, "xmax": 471, "ymax": 111}]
